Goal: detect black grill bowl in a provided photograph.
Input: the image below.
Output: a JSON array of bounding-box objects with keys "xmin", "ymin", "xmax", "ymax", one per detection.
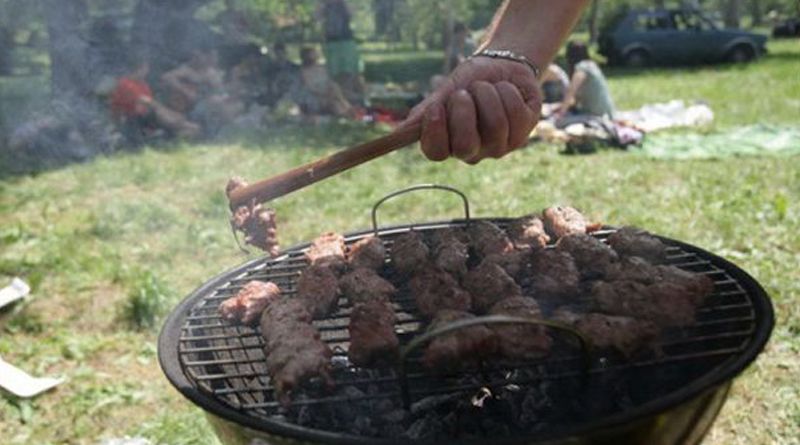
[{"xmin": 158, "ymin": 220, "xmax": 774, "ymax": 445}]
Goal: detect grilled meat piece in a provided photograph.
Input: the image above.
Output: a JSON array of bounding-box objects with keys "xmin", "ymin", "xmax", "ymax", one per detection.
[
  {"xmin": 542, "ymin": 206, "xmax": 588, "ymax": 240},
  {"xmin": 306, "ymin": 232, "xmax": 347, "ymax": 273},
  {"xmin": 409, "ymin": 267, "xmax": 472, "ymax": 318},
  {"xmin": 529, "ymin": 249, "xmax": 581, "ymax": 299},
  {"xmin": 347, "ymin": 235, "xmax": 386, "ymax": 271},
  {"xmin": 463, "ymin": 260, "xmax": 523, "ymax": 313},
  {"xmin": 483, "ymin": 247, "xmax": 530, "ymax": 280},
  {"xmin": 553, "ymin": 309, "xmax": 658, "ymax": 356},
  {"xmin": 607, "ymin": 226, "xmax": 669, "ymax": 264},
  {"xmin": 348, "ymin": 298, "xmax": 399, "ymax": 367},
  {"xmin": 429, "ymin": 227, "xmax": 470, "ymax": 246},
  {"xmin": 422, "ymin": 310, "xmax": 498, "ymax": 373},
  {"xmin": 467, "ymin": 220, "xmax": 514, "ymax": 258},
  {"xmin": 219, "ymin": 280, "xmax": 281, "ymax": 326},
  {"xmin": 390, "ymin": 231, "xmax": 429, "ymax": 276},
  {"xmin": 591, "ymin": 267, "xmax": 714, "ymax": 328},
  {"xmin": 489, "ymin": 296, "xmax": 552, "ymax": 360},
  {"xmin": 260, "ymin": 298, "xmax": 333, "ymax": 405},
  {"xmin": 556, "ymin": 233, "xmax": 619, "ymax": 280},
  {"xmin": 226, "ymin": 178, "xmax": 280, "ymax": 256},
  {"xmin": 429, "ymin": 229, "xmax": 470, "ymax": 279},
  {"xmin": 229, "ymin": 204, "xmax": 280, "ymax": 256},
  {"xmin": 508, "ymin": 214, "xmax": 550, "ymax": 249},
  {"xmin": 606, "ymin": 260, "xmax": 715, "ymax": 306},
  {"xmin": 339, "ymin": 268, "xmax": 397, "ymax": 305},
  {"xmin": 296, "ymin": 264, "xmax": 341, "ymax": 319}
]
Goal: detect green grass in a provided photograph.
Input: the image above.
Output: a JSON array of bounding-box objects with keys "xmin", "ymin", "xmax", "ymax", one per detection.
[{"xmin": 0, "ymin": 40, "xmax": 799, "ymax": 445}]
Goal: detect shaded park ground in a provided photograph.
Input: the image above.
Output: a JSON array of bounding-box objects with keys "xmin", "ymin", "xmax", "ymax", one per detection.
[{"xmin": 0, "ymin": 40, "xmax": 798, "ymax": 444}]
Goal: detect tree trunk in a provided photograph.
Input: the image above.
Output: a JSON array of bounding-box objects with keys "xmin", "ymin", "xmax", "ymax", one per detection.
[
  {"xmin": 130, "ymin": 0, "xmax": 215, "ymax": 75},
  {"xmin": 723, "ymin": 0, "xmax": 742, "ymax": 28},
  {"xmin": 588, "ymin": 0, "xmax": 601, "ymax": 44},
  {"xmin": 749, "ymin": 0, "xmax": 762, "ymax": 27},
  {"xmin": 43, "ymin": 0, "xmax": 90, "ymax": 101}
]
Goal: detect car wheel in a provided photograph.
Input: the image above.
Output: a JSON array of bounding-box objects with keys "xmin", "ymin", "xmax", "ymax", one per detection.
[
  {"xmin": 624, "ymin": 50, "xmax": 650, "ymax": 68},
  {"xmin": 727, "ymin": 45, "xmax": 755, "ymax": 63}
]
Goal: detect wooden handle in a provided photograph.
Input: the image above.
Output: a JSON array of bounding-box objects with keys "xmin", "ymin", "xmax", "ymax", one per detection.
[{"xmin": 229, "ymin": 124, "xmax": 422, "ymax": 209}]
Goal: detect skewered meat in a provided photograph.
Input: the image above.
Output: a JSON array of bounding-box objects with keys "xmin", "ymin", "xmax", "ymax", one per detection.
[
  {"xmin": 591, "ymin": 268, "xmax": 714, "ymax": 328},
  {"xmin": 409, "ymin": 267, "xmax": 472, "ymax": 318},
  {"xmin": 226, "ymin": 178, "xmax": 280, "ymax": 256},
  {"xmin": 553, "ymin": 309, "xmax": 658, "ymax": 356},
  {"xmin": 306, "ymin": 232, "xmax": 347, "ymax": 273},
  {"xmin": 508, "ymin": 214, "xmax": 550, "ymax": 249},
  {"xmin": 422, "ymin": 310, "xmax": 498, "ymax": 373},
  {"xmin": 607, "ymin": 226, "xmax": 669, "ymax": 264},
  {"xmin": 542, "ymin": 206, "xmax": 588, "ymax": 240},
  {"xmin": 347, "ymin": 235, "xmax": 386, "ymax": 271},
  {"xmin": 467, "ymin": 220, "xmax": 514, "ymax": 258},
  {"xmin": 390, "ymin": 231, "xmax": 429, "ymax": 276},
  {"xmin": 529, "ymin": 249, "xmax": 581, "ymax": 299},
  {"xmin": 556, "ymin": 233, "xmax": 619, "ymax": 280},
  {"xmin": 219, "ymin": 280, "xmax": 281, "ymax": 326},
  {"xmin": 483, "ymin": 247, "xmax": 530, "ymax": 279},
  {"xmin": 463, "ymin": 260, "xmax": 522, "ymax": 313},
  {"xmin": 348, "ymin": 298, "xmax": 399, "ymax": 367},
  {"xmin": 296, "ymin": 264, "xmax": 341, "ymax": 319},
  {"xmin": 339, "ymin": 268, "xmax": 397, "ymax": 304},
  {"xmin": 260, "ymin": 298, "xmax": 333, "ymax": 404},
  {"xmin": 429, "ymin": 229, "xmax": 469, "ymax": 278},
  {"xmin": 488, "ymin": 296, "xmax": 552, "ymax": 360}
]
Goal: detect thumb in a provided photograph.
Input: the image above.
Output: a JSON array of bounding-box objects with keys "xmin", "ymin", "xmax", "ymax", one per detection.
[{"xmin": 400, "ymin": 78, "xmax": 457, "ymax": 129}]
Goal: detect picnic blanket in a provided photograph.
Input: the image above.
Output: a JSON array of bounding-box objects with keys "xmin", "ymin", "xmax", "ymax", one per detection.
[
  {"xmin": 616, "ymin": 100, "xmax": 714, "ymax": 132},
  {"xmin": 635, "ymin": 124, "xmax": 800, "ymax": 159}
]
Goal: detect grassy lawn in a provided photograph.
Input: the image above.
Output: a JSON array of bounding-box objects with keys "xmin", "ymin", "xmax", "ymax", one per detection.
[{"xmin": 0, "ymin": 41, "xmax": 798, "ymax": 444}]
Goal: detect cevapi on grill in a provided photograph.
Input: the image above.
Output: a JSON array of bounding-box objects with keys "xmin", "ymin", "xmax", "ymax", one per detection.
[
  {"xmin": 340, "ymin": 267, "xmax": 401, "ymax": 367},
  {"xmin": 259, "ymin": 297, "xmax": 333, "ymax": 405},
  {"xmin": 216, "ymin": 205, "xmax": 716, "ymax": 403},
  {"xmin": 422, "ymin": 310, "xmax": 498, "ymax": 373}
]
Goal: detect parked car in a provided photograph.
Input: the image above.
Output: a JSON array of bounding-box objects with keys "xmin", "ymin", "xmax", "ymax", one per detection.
[
  {"xmin": 599, "ymin": 8, "xmax": 768, "ymax": 67},
  {"xmin": 772, "ymin": 18, "xmax": 800, "ymax": 38}
]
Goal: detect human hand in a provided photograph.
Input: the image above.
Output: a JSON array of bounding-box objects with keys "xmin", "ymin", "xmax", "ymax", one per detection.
[{"xmin": 403, "ymin": 56, "xmax": 542, "ymax": 163}]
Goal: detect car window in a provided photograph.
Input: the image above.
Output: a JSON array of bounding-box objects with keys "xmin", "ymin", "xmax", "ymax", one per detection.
[
  {"xmin": 673, "ymin": 12, "xmax": 702, "ymax": 31},
  {"xmin": 633, "ymin": 12, "xmax": 675, "ymax": 32}
]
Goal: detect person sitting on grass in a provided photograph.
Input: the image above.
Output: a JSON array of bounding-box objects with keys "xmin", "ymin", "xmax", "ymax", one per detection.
[
  {"xmin": 109, "ymin": 56, "xmax": 200, "ymax": 144},
  {"xmin": 292, "ymin": 46, "xmax": 355, "ymax": 120},
  {"xmin": 161, "ymin": 47, "xmax": 246, "ymax": 137},
  {"xmin": 555, "ymin": 40, "xmax": 615, "ymax": 124}
]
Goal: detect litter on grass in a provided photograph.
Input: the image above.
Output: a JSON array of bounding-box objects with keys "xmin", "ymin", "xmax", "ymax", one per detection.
[
  {"xmin": 0, "ymin": 355, "xmax": 64, "ymax": 398},
  {"xmin": 0, "ymin": 277, "xmax": 30, "ymax": 309}
]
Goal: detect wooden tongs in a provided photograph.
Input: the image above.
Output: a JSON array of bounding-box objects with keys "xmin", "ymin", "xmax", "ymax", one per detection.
[{"xmin": 226, "ymin": 124, "xmax": 421, "ymax": 254}]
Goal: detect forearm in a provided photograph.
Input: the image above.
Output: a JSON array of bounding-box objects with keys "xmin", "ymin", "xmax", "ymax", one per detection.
[{"xmin": 479, "ymin": 0, "xmax": 590, "ymax": 69}]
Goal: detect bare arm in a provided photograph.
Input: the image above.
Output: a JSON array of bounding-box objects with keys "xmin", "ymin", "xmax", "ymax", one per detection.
[
  {"xmin": 559, "ymin": 70, "xmax": 587, "ymax": 113},
  {"xmin": 406, "ymin": 0, "xmax": 589, "ymax": 163},
  {"xmin": 162, "ymin": 66, "xmax": 199, "ymax": 103}
]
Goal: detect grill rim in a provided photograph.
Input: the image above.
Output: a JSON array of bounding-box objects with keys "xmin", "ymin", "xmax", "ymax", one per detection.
[{"xmin": 158, "ymin": 219, "xmax": 774, "ymax": 445}]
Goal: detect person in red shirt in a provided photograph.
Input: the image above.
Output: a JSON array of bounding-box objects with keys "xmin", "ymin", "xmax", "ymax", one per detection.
[{"xmin": 110, "ymin": 57, "xmax": 200, "ymax": 141}]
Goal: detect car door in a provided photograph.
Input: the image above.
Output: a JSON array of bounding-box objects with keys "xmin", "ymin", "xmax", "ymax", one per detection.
[
  {"xmin": 672, "ymin": 11, "xmax": 720, "ymax": 63},
  {"xmin": 667, "ymin": 11, "xmax": 708, "ymax": 64},
  {"xmin": 630, "ymin": 11, "xmax": 681, "ymax": 64}
]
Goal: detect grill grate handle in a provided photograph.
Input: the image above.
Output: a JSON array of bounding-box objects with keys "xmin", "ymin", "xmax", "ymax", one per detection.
[{"xmin": 371, "ymin": 184, "xmax": 471, "ymax": 235}]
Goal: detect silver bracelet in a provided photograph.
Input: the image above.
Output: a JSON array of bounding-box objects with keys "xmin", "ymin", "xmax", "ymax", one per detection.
[{"xmin": 469, "ymin": 49, "xmax": 542, "ymax": 79}]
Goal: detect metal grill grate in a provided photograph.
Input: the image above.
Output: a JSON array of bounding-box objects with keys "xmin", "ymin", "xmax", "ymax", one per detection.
[{"xmin": 174, "ymin": 221, "xmax": 759, "ymax": 429}]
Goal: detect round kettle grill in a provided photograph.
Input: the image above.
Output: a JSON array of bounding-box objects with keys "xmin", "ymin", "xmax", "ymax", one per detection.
[{"xmin": 159, "ymin": 185, "xmax": 774, "ymax": 445}]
